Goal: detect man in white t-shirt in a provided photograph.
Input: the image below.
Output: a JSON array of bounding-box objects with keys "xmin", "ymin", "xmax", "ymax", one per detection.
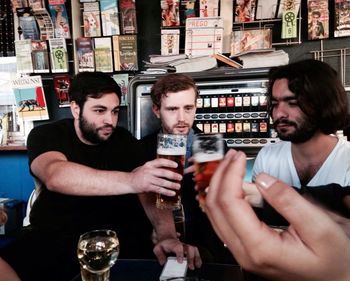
[{"xmin": 253, "ymin": 59, "xmax": 350, "ymax": 188}]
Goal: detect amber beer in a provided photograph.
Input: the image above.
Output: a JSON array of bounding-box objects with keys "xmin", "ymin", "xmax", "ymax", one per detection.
[
  {"xmin": 194, "ymin": 154, "xmax": 222, "ymax": 196},
  {"xmin": 156, "ymin": 134, "xmax": 187, "ymax": 209},
  {"xmin": 193, "ymin": 134, "xmax": 224, "ymax": 198}
]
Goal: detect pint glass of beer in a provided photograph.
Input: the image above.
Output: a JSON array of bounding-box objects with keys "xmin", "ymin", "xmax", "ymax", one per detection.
[
  {"xmin": 156, "ymin": 133, "xmax": 187, "ymax": 209},
  {"xmin": 193, "ymin": 134, "xmax": 224, "ymax": 198}
]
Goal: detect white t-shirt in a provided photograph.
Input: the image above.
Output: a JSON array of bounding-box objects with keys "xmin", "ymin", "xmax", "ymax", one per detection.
[{"xmin": 252, "ymin": 138, "xmax": 350, "ymax": 188}]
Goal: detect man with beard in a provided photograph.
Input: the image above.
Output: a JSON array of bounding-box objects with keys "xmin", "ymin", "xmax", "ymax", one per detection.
[
  {"xmin": 140, "ymin": 73, "xmax": 235, "ymax": 265},
  {"xmin": 251, "ymin": 59, "xmax": 350, "ymax": 225},
  {"xmin": 0, "ymin": 72, "xmax": 197, "ymax": 281}
]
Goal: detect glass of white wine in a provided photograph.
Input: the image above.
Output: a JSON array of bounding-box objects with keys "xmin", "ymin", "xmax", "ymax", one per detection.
[{"xmin": 77, "ymin": 229, "xmax": 120, "ymax": 281}]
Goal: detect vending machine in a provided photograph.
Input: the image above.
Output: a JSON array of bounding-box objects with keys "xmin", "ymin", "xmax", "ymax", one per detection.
[{"xmin": 128, "ymin": 68, "xmax": 279, "ymax": 157}]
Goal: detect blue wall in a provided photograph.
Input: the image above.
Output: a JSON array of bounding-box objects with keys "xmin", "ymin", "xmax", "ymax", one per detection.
[{"xmin": 0, "ymin": 152, "xmax": 34, "ymax": 202}]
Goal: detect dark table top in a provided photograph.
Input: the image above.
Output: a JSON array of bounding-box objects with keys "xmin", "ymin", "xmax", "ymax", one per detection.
[{"xmin": 71, "ymin": 259, "xmax": 262, "ymax": 281}]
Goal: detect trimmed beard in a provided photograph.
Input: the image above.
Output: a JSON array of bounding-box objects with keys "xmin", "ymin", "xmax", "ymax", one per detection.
[
  {"xmin": 79, "ymin": 113, "xmax": 115, "ymax": 144},
  {"xmin": 274, "ymin": 117, "xmax": 318, "ymax": 144}
]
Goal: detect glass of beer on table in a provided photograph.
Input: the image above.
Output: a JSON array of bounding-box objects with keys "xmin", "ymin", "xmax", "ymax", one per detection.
[
  {"xmin": 77, "ymin": 229, "xmax": 120, "ymax": 281},
  {"xmin": 193, "ymin": 133, "xmax": 224, "ymax": 199},
  {"xmin": 156, "ymin": 133, "xmax": 187, "ymax": 209}
]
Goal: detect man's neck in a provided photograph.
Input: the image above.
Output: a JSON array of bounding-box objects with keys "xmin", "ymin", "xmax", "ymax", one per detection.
[{"xmin": 291, "ymin": 132, "xmax": 339, "ymax": 185}]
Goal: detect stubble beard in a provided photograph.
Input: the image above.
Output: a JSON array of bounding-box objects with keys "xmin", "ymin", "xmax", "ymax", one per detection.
[
  {"xmin": 79, "ymin": 114, "xmax": 115, "ymax": 144},
  {"xmin": 274, "ymin": 117, "xmax": 318, "ymax": 144}
]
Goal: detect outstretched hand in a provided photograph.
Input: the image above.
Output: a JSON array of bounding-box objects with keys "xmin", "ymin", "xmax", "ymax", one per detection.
[{"xmin": 203, "ymin": 149, "xmax": 350, "ymax": 281}]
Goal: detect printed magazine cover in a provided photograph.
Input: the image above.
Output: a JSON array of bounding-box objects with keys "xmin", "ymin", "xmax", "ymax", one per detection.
[
  {"xmin": 10, "ymin": 75, "xmax": 49, "ymax": 121},
  {"xmin": 161, "ymin": 29, "xmax": 180, "ymax": 55},
  {"xmin": 113, "ymin": 73, "xmax": 129, "ymax": 105},
  {"xmin": 118, "ymin": 35, "xmax": 138, "ymax": 70},
  {"xmin": 334, "ymin": 0, "xmax": 350, "ymax": 37},
  {"xmin": 180, "ymin": 0, "xmax": 197, "ymax": 25},
  {"xmin": 83, "ymin": 2, "xmax": 102, "ymax": 37},
  {"xmin": 53, "ymin": 74, "xmax": 70, "ymax": 107},
  {"xmin": 94, "ymin": 37, "xmax": 113, "ymax": 72},
  {"xmin": 49, "ymin": 37, "xmax": 69, "ymax": 72},
  {"xmin": 15, "ymin": 39, "xmax": 34, "ymax": 74},
  {"xmin": 33, "ymin": 8, "xmax": 55, "ymax": 40},
  {"xmin": 199, "ymin": 0, "xmax": 219, "ymax": 17},
  {"xmin": 276, "ymin": 0, "xmax": 301, "ymax": 18},
  {"xmin": 119, "ymin": 0, "xmax": 137, "ymax": 33},
  {"xmin": 161, "ymin": 0, "xmax": 180, "ymax": 27},
  {"xmin": 31, "ymin": 40, "xmax": 50, "ymax": 73},
  {"xmin": 48, "ymin": 2, "xmax": 71, "ymax": 39},
  {"xmin": 307, "ymin": 0, "xmax": 329, "ymax": 40},
  {"xmin": 230, "ymin": 29, "xmax": 272, "ymax": 56},
  {"xmin": 17, "ymin": 7, "xmax": 40, "ymax": 40},
  {"xmin": 234, "ymin": 0, "xmax": 255, "ymax": 22},
  {"xmin": 76, "ymin": 37, "xmax": 95, "ymax": 72},
  {"xmin": 255, "ymin": 0, "xmax": 278, "ymax": 19},
  {"xmin": 100, "ymin": 0, "xmax": 120, "ymax": 36}
]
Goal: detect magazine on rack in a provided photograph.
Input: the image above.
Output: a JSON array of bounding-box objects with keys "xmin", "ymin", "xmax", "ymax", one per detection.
[
  {"xmin": 76, "ymin": 37, "xmax": 95, "ymax": 72},
  {"xmin": 334, "ymin": 0, "xmax": 350, "ymax": 37},
  {"xmin": 100, "ymin": 0, "xmax": 120, "ymax": 36},
  {"xmin": 180, "ymin": 0, "xmax": 197, "ymax": 25},
  {"xmin": 94, "ymin": 37, "xmax": 114, "ymax": 72},
  {"xmin": 49, "ymin": 37, "xmax": 68, "ymax": 72},
  {"xmin": 161, "ymin": 29, "xmax": 180, "ymax": 55},
  {"xmin": 199, "ymin": 0, "xmax": 219, "ymax": 17},
  {"xmin": 119, "ymin": 0, "xmax": 137, "ymax": 33},
  {"xmin": 31, "ymin": 40, "xmax": 50, "ymax": 73},
  {"xmin": 83, "ymin": 2, "xmax": 102, "ymax": 37},
  {"xmin": 234, "ymin": 0, "xmax": 255, "ymax": 22},
  {"xmin": 10, "ymin": 75, "xmax": 49, "ymax": 121},
  {"xmin": 307, "ymin": 0, "xmax": 329, "ymax": 40},
  {"xmin": 230, "ymin": 29, "xmax": 272, "ymax": 57},
  {"xmin": 53, "ymin": 74, "xmax": 71, "ymax": 107},
  {"xmin": 161, "ymin": 0, "xmax": 180, "ymax": 27},
  {"xmin": 33, "ymin": 8, "xmax": 55, "ymax": 40},
  {"xmin": 276, "ymin": 0, "xmax": 301, "ymax": 18},
  {"xmin": 255, "ymin": 0, "xmax": 278, "ymax": 19},
  {"xmin": 112, "ymin": 74, "xmax": 128, "ymax": 106},
  {"xmin": 17, "ymin": 7, "xmax": 40, "ymax": 40},
  {"xmin": 28, "ymin": 0, "xmax": 45, "ymax": 11},
  {"xmin": 48, "ymin": 2, "xmax": 71, "ymax": 39},
  {"xmin": 15, "ymin": 39, "xmax": 33, "ymax": 74}
]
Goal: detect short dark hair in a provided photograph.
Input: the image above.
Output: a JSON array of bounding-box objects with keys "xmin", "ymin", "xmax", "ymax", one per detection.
[
  {"xmin": 68, "ymin": 72, "xmax": 122, "ymax": 109},
  {"xmin": 268, "ymin": 59, "xmax": 350, "ymax": 134},
  {"xmin": 150, "ymin": 73, "xmax": 198, "ymax": 108}
]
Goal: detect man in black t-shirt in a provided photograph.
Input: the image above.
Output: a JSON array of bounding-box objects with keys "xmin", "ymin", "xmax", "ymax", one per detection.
[
  {"xmin": 140, "ymin": 73, "xmax": 235, "ymax": 265},
  {"xmin": 0, "ymin": 72, "xmax": 198, "ymax": 281}
]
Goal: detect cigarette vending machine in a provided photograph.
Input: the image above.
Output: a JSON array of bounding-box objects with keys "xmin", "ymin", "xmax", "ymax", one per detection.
[{"xmin": 128, "ymin": 68, "xmax": 279, "ymax": 157}]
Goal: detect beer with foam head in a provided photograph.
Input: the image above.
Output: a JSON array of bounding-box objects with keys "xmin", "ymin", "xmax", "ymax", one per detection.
[
  {"xmin": 156, "ymin": 134, "xmax": 187, "ymax": 209},
  {"xmin": 193, "ymin": 134, "xmax": 224, "ymax": 198}
]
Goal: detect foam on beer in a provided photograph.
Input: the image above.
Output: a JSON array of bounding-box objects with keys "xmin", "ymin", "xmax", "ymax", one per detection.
[
  {"xmin": 194, "ymin": 152, "xmax": 223, "ymax": 163},
  {"xmin": 157, "ymin": 147, "xmax": 186, "ymax": 155}
]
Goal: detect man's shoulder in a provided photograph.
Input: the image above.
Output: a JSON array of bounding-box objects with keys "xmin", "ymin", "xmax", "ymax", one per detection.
[{"xmin": 29, "ymin": 118, "xmax": 73, "ymax": 136}]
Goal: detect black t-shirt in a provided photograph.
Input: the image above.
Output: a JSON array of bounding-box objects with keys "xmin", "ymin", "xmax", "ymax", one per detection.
[{"xmin": 27, "ymin": 118, "xmax": 153, "ymax": 258}]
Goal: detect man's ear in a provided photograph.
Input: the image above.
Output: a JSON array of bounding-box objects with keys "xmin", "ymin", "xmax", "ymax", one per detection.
[
  {"xmin": 152, "ymin": 104, "xmax": 161, "ymax": 119},
  {"xmin": 70, "ymin": 101, "xmax": 80, "ymax": 119}
]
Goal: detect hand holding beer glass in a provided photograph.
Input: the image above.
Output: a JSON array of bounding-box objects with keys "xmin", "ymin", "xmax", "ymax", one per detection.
[
  {"xmin": 77, "ymin": 229, "xmax": 120, "ymax": 281},
  {"xmin": 156, "ymin": 133, "xmax": 187, "ymax": 209},
  {"xmin": 193, "ymin": 134, "xmax": 224, "ymax": 200}
]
